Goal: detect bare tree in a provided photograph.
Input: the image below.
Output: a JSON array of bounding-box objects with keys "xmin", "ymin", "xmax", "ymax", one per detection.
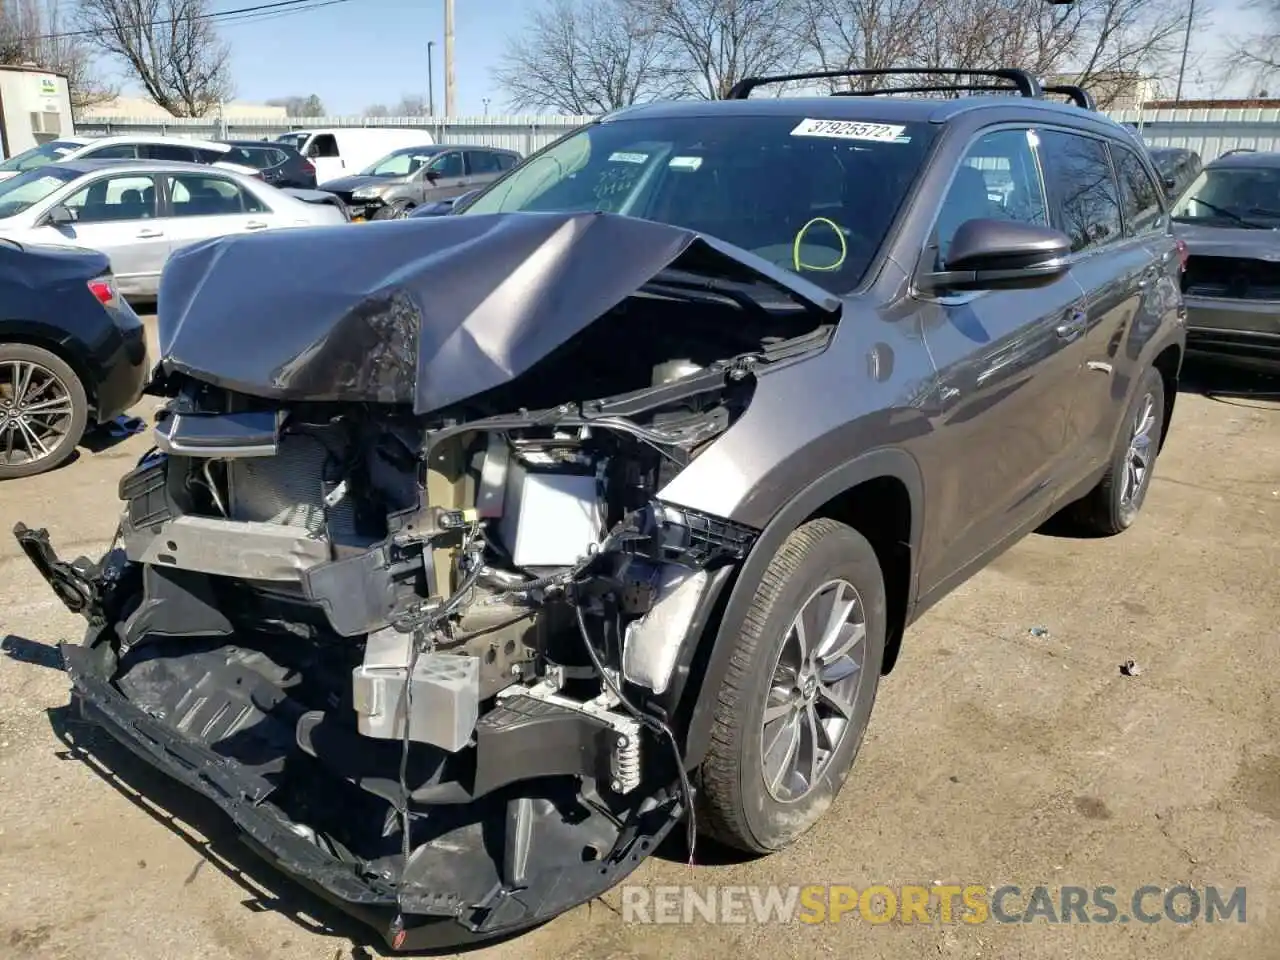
[
  {"xmin": 1, "ymin": 0, "xmax": 116, "ymax": 111},
  {"xmin": 626, "ymin": 0, "xmax": 809, "ymax": 99},
  {"xmin": 363, "ymin": 103, "xmax": 390, "ymax": 117},
  {"xmin": 802, "ymin": 0, "xmax": 1197, "ymax": 108},
  {"xmin": 494, "ymin": 0, "xmax": 671, "ymax": 113},
  {"xmin": 76, "ymin": 0, "xmax": 232, "ymax": 116},
  {"xmin": 267, "ymin": 93, "xmax": 326, "ymax": 117},
  {"xmin": 1222, "ymin": 0, "xmax": 1280, "ymax": 87}
]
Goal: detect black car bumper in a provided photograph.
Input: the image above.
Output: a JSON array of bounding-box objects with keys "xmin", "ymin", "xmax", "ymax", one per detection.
[
  {"xmin": 93, "ymin": 310, "xmax": 149, "ymax": 422},
  {"xmin": 59, "ymin": 637, "xmax": 681, "ymax": 951}
]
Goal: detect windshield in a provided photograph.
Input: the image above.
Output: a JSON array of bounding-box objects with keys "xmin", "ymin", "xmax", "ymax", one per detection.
[
  {"xmin": 0, "ymin": 167, "xmax": 78, "ymax": 218},
  {"xmin": 1171, "ymin": 166, "xmax": 1280, "ymax": 228},
  {"xmin": 360, "ymin": 146, "xmax": 441, "ymax": 177},
  {"xmin": 460, "ymin": 115, "xmax": 936, "ymax": 293},
  {"xmin": 0, "ymin": 140, "xmax": 82, "ymax": 173}
]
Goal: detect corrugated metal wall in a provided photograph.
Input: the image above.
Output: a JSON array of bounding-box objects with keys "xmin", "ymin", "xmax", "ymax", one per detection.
[
  {"xmin": 73, "ymin": 106, "xmax": 1280, "ymax": 164},
  {"xmin": 73, "ymin": 115, "xmax": 593, "ymax": 155}
]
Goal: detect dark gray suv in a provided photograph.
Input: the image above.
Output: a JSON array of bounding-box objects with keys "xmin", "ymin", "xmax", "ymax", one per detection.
[{"xmin": 15, "ymin": 68, "xmax": 1186, "ymax": 951}]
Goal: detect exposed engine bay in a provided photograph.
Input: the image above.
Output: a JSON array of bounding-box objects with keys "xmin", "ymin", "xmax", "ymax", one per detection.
[{"xmin": 13, "ymin": 242, "xmax": 844, "ymax": 946}]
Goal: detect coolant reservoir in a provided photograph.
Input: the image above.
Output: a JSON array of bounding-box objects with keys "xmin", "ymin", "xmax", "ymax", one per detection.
[{"xmin": 651, "ymin": 359, "xmax": 702, "ymax": 385}]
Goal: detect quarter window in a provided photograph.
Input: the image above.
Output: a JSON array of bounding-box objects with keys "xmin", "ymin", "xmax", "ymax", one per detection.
[
  {"xmin": 166, "ymin": 174, "xmax": 265, "ymax": 216},
  {"xmin": 1112, "ymin": 144, "xmax": 1163, "ymax": 235},
  {"xmin": 62, "ymin": 175, "xmax": 156, "ymax": 223},
  {"xmin": 1039, "ymin": 130, "xmax": 1123, "ymax": 252},
  {"xmin": 141, "ymin": 144, "xmax": 196, "ymax": 162},
  {"xmin": 933, "ymin": 129, "xmax": 1047, "ymax": 267}
]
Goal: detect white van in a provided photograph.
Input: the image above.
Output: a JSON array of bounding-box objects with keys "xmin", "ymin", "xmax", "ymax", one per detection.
[{"xmin": 274, "ymin": 128, "xmax": 436, "ymax": 186}]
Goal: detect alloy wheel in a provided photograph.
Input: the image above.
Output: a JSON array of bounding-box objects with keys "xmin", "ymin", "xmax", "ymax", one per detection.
[
  {"xmin": 0, "ymin": 360, "xmax": 76, "ymax": 468},
  {"xmin": 1119, "ymin": 390, "xmax": 1157, "ymax": 511},
  {"xmin": 760, "ymin": 578, "xmax": 868, "ymax": 802}
]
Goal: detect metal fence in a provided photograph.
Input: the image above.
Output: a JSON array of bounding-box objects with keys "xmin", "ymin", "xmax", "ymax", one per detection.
[
  {"xmin": 74, "ymin": 105, "xmax": 1280, "ymax": 163},
  {"xmin": 73, "ymin": 115, "xmax": 593, "ymax": 155}
]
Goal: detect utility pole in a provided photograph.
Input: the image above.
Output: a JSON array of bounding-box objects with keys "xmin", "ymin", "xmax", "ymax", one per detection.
[
  {"xmin": 1175, "ymin": 0, "xmax": 1196, "ymax": 104},
  {"xmin": 427, "ymin": 41, "xmax": 435, "ymax": 116},
  {"xmin": 444, "ymin": 0, "xmax": 456, "ymax": 118}
]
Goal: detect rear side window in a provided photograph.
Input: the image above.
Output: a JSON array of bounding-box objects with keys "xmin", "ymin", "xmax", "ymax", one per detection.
[
  {"xmin": 1039, "ymin": 130, "xmax": 1122, "ymax": 252},
  {"xmin": 82, "ymin": 143, "xmax": 138, "ymax": 160},
  {"xmin": 932, "ymin": 128, "xmax": 1047, "ymax": 267},
  {"xmin": 496, "ymin": 153, "xmax": 519, "ymax": 171},
  {"xmin": 141, "ymin": 144, "xmax": 196, "ymax": 162},
  {"xmin": 466, "ymin": 150, "xmax": 501, "ymax": 174},
  {"xmin": 429, "ymin": 151, "xmax": 465, "ymax": 177},
  {"xmin": 1112, "ymin": 144, "xmax": 1163, "ymax": 235}
]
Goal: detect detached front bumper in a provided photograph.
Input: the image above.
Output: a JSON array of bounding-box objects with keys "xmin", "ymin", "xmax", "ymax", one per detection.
[{"xmin": 60, "ymin": 640, "xmax": 682, "ymax": 950}]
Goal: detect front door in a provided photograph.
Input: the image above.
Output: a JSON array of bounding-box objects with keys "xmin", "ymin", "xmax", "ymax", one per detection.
[
  {"xmin": 159, "ymin": 172, "xmax": 280, "ymax": 259},
  {"xmin": 913, "ymin": 127, "xmax": 1087, "ymax": 595},
  {"xmin": 424, "ymin": 150, "xmax": 471, "ymax": 200},
  {"xmin": 40, "ymin": 172, "xmax": 167, "ymax": 298}
]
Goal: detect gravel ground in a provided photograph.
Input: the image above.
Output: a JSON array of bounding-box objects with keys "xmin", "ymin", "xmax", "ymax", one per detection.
[{"xmin": 1, "ymin": 322, "xmax": 1277, "ymax": 960}]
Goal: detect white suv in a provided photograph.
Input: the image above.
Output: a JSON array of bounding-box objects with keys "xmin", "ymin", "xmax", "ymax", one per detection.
[{"xmin": 0, "ymin": 134, "xmax": 252, "ymax": 181}]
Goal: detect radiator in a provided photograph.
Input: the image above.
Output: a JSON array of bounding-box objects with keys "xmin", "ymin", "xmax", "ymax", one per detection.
[{"xmin": 226, "ymin": 429, "xmax": 356, "ymax": 537}]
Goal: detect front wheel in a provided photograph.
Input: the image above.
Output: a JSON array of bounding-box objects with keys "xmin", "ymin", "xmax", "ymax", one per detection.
[
  {"xmin": 0, "ymin": 343, "xmax": 89, "ymax": 480},
  {"xmin": 697, "ymin": 518, "xmax": 886, "ymax": 854},
  {"xmin": 372, "ymin": 200, "xmax": 415, "ymax": 220}
]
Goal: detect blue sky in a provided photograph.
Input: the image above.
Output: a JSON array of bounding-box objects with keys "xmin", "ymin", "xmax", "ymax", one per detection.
[{"xmin": 203, "ymin": 0, "xmax": 1250, "ymax": 118}]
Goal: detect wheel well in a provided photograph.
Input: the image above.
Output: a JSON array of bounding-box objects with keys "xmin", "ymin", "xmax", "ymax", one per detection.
[
  {"xmin": 804, "ymin": 475, "xmax": 913, "ymax": 674},
  {"xmin": 0, "ymin": 331, "xmax": 97, "ymax": 414},
  {"xmin": 1152, "ymin": 343, "xmax": 1182, "ymax": 453}
]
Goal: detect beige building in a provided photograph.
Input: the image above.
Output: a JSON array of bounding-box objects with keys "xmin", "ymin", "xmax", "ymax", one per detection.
[
  {"xmin": 82, "ymin": 96, "xmax": 287, "ymax": 121},
  {"xmin": 1044, "ymin": 72, "xmax": 1160, "ymax": 110}
]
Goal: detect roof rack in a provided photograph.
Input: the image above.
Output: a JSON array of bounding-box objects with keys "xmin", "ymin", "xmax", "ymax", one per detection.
[
  {"xmin": 1041, "ymin": 84, "xmax": 1096, "ymax": 110},
  {"xmin": 726, "ymin": 67, "xmax": 1043, "ymax": 101}
]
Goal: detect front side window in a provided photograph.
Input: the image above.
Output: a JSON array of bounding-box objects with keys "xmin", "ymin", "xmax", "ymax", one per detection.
[
  {"xmin": 0, "ymin": 140, "xmax": 81, "ymax": 173},
  {"xmin": 166, "ymin": 174, "xmax": 265, "ymax": 216},
  {"xmin": 461, "ymin": 115, "xmax": 937, "ymax": 293},
  {"xmin": 1039, "ymin": 130, "xmax": 1123, "ymax": 252},
  {"xmin": 1112, "ymin": 144, "xmax": 1164, "ymax": 236},
  {"xmin": 932, "ymin": 128, "xmax": 1047, "ymax": 267},
  {"xmin": 308, "ymin": 134, "xmax": 339, "ymax": 158},
  {"xmin": 62, "ymin": 175, "xmax": 157, "ymax": 223},
  {"xmin": 495, "ymin": 152, "xmax": 519, "ymax": 171},
  {"xmin": 428, "ymin": 151, "xmax": 465, "ymax": 178},
  {"xmin": 0, "ymin": 167, "xmax": 80, "ymax": 218},
  {"xmin": 1171, "ymin": 165, "xmax": 1280, "ymax": 229}
]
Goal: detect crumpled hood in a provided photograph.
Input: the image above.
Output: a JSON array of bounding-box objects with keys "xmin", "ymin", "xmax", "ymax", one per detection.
[
  {"xmin": 156, "ymin": 210, "xmax": 840, "ymax": 416},
  {"xmin": 1176, "ymin": 221, "xmax": 1280, "ymax": 259}
]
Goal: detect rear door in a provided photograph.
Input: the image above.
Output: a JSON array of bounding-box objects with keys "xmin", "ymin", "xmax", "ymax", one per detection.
[
  {"xmin": 1039, "ymin": 129, "xmax": 1156, "ymax": 477},
  {"xmin": 915, "ymin": 126, "xmax": 1088, "ymax": 592},
  {"xmin": 40, "ymin": 172, "xmax": 165, "ymax": 297},
  {"xmin": 158, "ymin": 171, "xmax": 278, "ymax": 257},
  {"xmin": 464, "ymin": 149, "xmax": 506, "ymax": 189}
]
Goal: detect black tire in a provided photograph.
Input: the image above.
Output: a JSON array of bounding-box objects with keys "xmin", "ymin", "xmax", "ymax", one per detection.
[
  {"xmin": 1068, "ymin": 365, "xmax": 1166, "ymax": 535},
  {"xmin": 0, "ymin": 342, "xmax": 89, "ymax": 480},
  {"xmin": 697, "ymin": 518, "xmax": 887, "ymax": 854},
  {"xmin": 372, "ymin": 200, "xmax": 414, "ymax": 220}
]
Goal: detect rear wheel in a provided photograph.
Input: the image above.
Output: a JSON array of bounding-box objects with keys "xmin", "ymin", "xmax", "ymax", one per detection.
[
  {"xmin": 1068, "ymin": 365, "xmax": 1166, "ymax": 535},
  {"xmin": 697, "ymin": 518, "xmax": 886, "ymax": 854},
  {"xmin": 0, "ymin": 343, "xmax": 89, "ymax": 480}
]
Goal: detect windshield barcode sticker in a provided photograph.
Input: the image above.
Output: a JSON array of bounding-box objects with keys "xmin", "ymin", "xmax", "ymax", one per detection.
[
  {"xmin": 790, "ymin": 119, "xmax": 908, "ymax": 142},
  {"xmin": 609, "ymin": 151, "xmax": 649, "ymax": 164}
]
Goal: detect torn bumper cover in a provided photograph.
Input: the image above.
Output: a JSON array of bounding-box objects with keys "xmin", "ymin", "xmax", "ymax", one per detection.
[{"xmin": 59, "ymin": 637, "xmax": 685, "ymax": 950}]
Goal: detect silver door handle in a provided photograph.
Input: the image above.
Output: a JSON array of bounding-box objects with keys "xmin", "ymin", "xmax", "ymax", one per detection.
[
  {"xmin": 1055, "ymin": 310, "xmax": 1086, "ymax": 340},
  {"xmin": 136, "ymin": 228, "xmax": 163, "ymax": 238},
  {"xmin": 245, "ymin": 221, "xmax": 269, "ymax": 231}
]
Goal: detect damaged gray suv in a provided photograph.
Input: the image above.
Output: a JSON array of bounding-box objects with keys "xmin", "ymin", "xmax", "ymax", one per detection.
[{"xmin": 15, "ymin": 68, "xmax": 1187, "ymax": 950}]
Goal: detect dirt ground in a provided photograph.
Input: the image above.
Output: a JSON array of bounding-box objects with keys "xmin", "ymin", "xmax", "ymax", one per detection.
[{"xmin": 1, "ymin": 320, "xmax": 1277, "ymax": 960}]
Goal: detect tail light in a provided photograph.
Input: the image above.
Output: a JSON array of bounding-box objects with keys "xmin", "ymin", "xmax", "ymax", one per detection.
[
  {"xmin": 302, "ymin": 159, "xmax": 316, "ymax": 176},
  {"xmin": 88, "ymin": 274, "xmax": 118, "ymax": 308},
  {"xmin": 1175, "ymin": 238, "xmax": 1189, "ymax": 272}
]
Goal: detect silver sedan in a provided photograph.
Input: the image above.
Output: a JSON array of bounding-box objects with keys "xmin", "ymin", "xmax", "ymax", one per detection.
[{"xmin": 0, "ymin": 159, "xmax": 349, "ymax": 299}]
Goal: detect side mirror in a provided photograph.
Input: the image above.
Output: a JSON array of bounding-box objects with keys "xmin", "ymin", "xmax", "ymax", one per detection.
[
  {"xmin": 919, "ymin": 219, "xmax": 1072, "ymax": 293},
  {"xmin": 424, "ymin": 168, "xmax": 441, "ymax": 182},
  {"xmin": 45, "ymin": 204, "xmax": 74, "ymax": 226}
]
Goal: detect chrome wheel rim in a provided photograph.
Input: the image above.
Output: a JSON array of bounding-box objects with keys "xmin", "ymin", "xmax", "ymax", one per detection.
[
  {"xmin": 0, "ymin": 360, "xmax": 75, "ymax": 467},
  {"xmin": 1119, "ymin": 391, "xmax": 1157, "ymax": 511},
  {"xmin": 761, "ymin": 578, "xmax": 868, "ymax": 803}
]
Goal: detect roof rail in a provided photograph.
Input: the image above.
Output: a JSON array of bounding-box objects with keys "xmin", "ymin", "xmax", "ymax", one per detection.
[
  {"xmin": 832, "ymin": 83, "xmax": 1022, "ymax": 99},
  {"xmin": 1041, "ymin": 84, "xmax": 1096, "ymax": 110},
  {"xmin": 1220, "ymin": 147, "xmax": 1256, "ymax": 157},
  {"xmin": 726, "ymin": 67, "xmax": 1043, "ymax": 101}
]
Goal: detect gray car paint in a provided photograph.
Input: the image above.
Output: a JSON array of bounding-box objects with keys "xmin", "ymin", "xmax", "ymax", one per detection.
[{"xmin": 322, "ymin": 147, "xmax": 518, "ymax": 215}]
